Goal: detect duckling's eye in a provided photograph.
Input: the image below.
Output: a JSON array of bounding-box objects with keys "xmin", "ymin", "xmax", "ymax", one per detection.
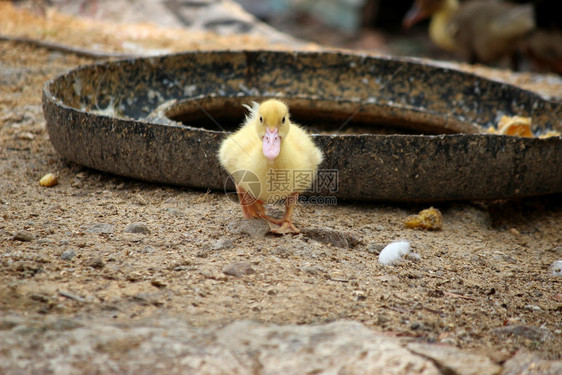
[
  {"xmin": 282, "ymin": 117, "xmax": 286, "ymax": 124},
  {"xmin": 259, "ymin": 116, "xmax": 263, "ymax": 123}
]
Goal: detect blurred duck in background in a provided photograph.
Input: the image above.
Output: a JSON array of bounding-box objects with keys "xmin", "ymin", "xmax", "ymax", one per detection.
[
  {"xmin": 402, "ymin": 0, "xmax": 562, "ymax": 73},
  {"xmin": 402, "ymin": 0, "xmax": 535, "ymax": 68},
  {"xmin": 520, "ymin": 0, "xmax": 562, "ymax": 74}
]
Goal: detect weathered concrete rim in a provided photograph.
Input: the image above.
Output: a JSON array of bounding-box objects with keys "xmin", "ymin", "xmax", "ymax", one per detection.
[{"xmin": 42, "ymin": 50, "xmax": 562, "ymax": 201}]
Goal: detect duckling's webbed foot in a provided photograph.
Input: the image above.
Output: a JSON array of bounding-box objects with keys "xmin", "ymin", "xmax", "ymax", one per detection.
[
  {"xmin": 261, "ymin": 193, "xmax": 301, "ymax": 235},
  {"xmin": 270, "ymin": 220, "xmax": 301, "ymax": 234}
]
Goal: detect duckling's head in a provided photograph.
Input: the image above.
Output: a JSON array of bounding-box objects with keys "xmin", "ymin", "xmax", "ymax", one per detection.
[{"xmin": 255, "ymin": 99, "xmax": 290, "ymax": 161}]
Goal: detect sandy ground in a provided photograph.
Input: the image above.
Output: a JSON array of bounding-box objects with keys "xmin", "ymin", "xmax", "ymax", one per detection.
[{"xmin": 1, "ymin": 1, "xmax": 561, "ymax": 364}]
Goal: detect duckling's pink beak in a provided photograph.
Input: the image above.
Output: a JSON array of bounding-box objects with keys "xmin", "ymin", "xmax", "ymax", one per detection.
[
  {"xmin": 402, "ymin": 3, "xmax": 426, "ymax": 29},
  {"xmin": 263, "ymin": 128, "xmax": 280, "ymax": 161}
]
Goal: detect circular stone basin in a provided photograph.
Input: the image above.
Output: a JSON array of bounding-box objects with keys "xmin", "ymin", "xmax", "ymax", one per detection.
[{"xmin": 42, "ymin": 50, "xmax": 562, "ymax": 201}]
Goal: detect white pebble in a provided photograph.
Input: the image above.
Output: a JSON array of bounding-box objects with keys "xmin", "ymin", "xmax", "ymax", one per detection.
[
  {"xmin": 550, "ymin": 260, "xmax": 562, "ymax": 277},
  {"xmin": 378, "ymin": 241, "xmax": 411, "ymax": 265}
]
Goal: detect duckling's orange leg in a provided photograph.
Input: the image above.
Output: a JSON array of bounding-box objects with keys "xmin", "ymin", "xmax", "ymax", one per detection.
[
  {"xmin": 236, "ymin": 184, "xmax": 265, "ymax": 219},
  {"xmin": 260, "ymin": 193, "xmax": 300, "ymax": 234}
]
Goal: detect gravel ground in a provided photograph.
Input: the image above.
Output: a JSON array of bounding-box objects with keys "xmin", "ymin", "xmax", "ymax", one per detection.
[{"xmin": 1, "ymin": 1, "xmax": 561, "ymax": 371}]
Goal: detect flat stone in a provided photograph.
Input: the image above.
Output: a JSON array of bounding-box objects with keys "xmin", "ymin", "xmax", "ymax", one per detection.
[
  {"xmin": 302, "ymin": 265, "xmax": 325, "ymax": 275},
  {"xmin": 60, "ymin": 250, "xmax": 77, "ymax": 261},
  {"xmin": 407, "ymin": 342, "xmax": 502, "ymax": 375},
  {"xmin": 227, "ymin": 219, "xmax": 269, "ymax": 237},
  {"xmin": 366, "ymin": 242, "xmax": 385, "ymax": 255},
  {"xmin": 0, "ymin": 317, "xmax": 441, "ymax": 374},
  {"xmin": 222, "ymin": 262, "xmax": 255, "ymax": 277},
  {"xmin": 141, "ymin": 245, "xmax": 155, "ymax": 254},
  {"xmin": 151, "ymin": 279, "xmax": 167, "ymax": 288},
  {"xmin": 85, "ymin": 223, "xmax": 114, "ymax": 234},
  {"xmin": 212, "ymin": 238, "xmax": 234, "ymax": 250},
  {"xmin": 124, "ymin": 222, "xmax": 150, "ymax": 234},
  {"xmin": 12, "ymin": 230, "xmax": 34, "ymax": 242},
  {"xmin": 303, "ymin": 228, "xmax": 360, "ymax": 248},
  {"xmin": 271, "ymin": 246, "xmax": 292, "ymax": 258},
  {"xmin": 502, "ymin": 351, "xmax": 562, "ymax": 375},
  {"xmin": 84, "ymin": 258, "xmax": 105, "ymax": 269}
]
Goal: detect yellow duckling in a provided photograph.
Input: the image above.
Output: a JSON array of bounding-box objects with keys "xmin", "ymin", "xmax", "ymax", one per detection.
[{"xmin": 218, "ymin": 99, "xmax": 323, "ymax": 234}]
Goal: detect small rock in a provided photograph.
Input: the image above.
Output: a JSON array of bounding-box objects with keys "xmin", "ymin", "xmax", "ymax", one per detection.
[
  {"xmin": 126, "ymin": 272, "xmax": 143, "ymax": 282},
  {"xmin": 13, "ymin": 261, "xmax": 42, "ymax": 276},
  {"xmin": 405, "ymin": 252, "xmax": 422, "ymax": 261},
  {"xmin": 303, "ymin": 228, "xmax": 357, "ymax": 248},
  {"xmin": 404, "ymin": 207, "xmax": 443, "ymax": 230},
  {"xmin": 344, "ymin": 231, "xmax": 362, "ymax": 247},
  {"xmin": 492, "ymin": 253, "xmax": 516, "ymax": 263},
  {"xmin": 223, "ymin": 262, "xmax": 255, "ymax": 277},
  {"xmin": 39, "ymin": 173, "xmax": 58, "ymax": 187},
  {"xmin": 165, "ymin": 208, "xmax": 183, "ymax": 216},
  {"xmin": 213, "ymin": 238, "xmax": 234, "ymax": 250},
  {"xmin": 60, "ymin": 250, "xmax": 77, "ymax": 261},
  {"xmin": 58, "ymin": 291, "xmax": 87, "ymax": 303},
  {"xmin": 85, "ymin": 258, "xmax": 105, "ymax": 269},
  {"xmin": 85, "ymin": 223, "xmax": 115, "ymax": 234},
  {"xmin": 502, "ymin": 351, "xmax": 562, "ymax": 375},
  {"xmin": 550, "ymin": 260, "xmax": 562, "ymax": 276},
  {"xmin": 18, "ymin": 132, "xmax": 34, "ymax": 140},
  {"xmin": 439, "ymin": 337, "xmax": 457, "ymax": 346},
  {"xmin": 124, "ymin": 222, "xmax": 151, "ymax": 234},
  {"xmin": 379, "ymin": 241, "xmax": 411, "ymax": 265},
  {"xmin": 30, "ymin": 294, "xmax": 51, "ymax": 303},
  {"xmin": 142, "ymin": 245, "xmax": 155, "ymax": 254},
  {"xmin": 227, "ymin": 219, "xmax": 269, "ymax": 237},
  {"xmin": 199, "ymin": 268, "xmax": 227, "ymax": 280},
  {"xmin": 366, "ymin": 242, "xmax": 384, "ymax": 255},
  {"xmin": 353, "ymin": 290, "xmax": 367, "ymax": 301},
  {"xmin": 12, "ymin": 230, "xmax": 34, "ymax": 242},
  {"xmin": 70, "ymin": 178, "xmax": 82, "ymax": 188},
  {"xmin": 409, "ymin": 322, "xmax": 422, "ymax": 330},
  {"xmin": 151, "ymin": 279, "xmax": 167, "ymax": 288},
  {"xmin": 302, "ymin": 265, "xmax": 325, "ymax": 275},
  {"xmin": 427, "ymin": 289, "xmax": 445, "ymax": 298},
  {"xmin": 133, "ymin": 194, "xmax": 148, "ymax": 206},
  {"xmin": 271, "ymin": 246, "xmax": 291, "ymax": 258}
]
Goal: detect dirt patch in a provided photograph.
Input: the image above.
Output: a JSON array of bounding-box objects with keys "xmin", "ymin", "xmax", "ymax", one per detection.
[{"xmin": 1, "ymin": 4, "xmax": 561, "ymax": 362}]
